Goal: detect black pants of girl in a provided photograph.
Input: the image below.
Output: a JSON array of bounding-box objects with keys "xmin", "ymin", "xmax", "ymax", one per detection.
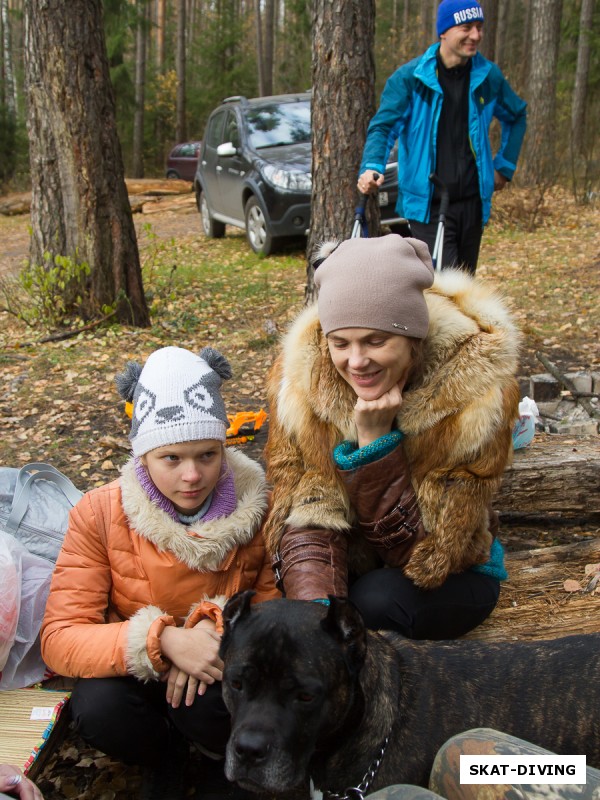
[
  {"xmin": 349, "ymin": 568, "xmax": 500, "ymax": 640},
  {"xmin": 69, "ymin": 676, "xmax": 230, "ymax": 766}
]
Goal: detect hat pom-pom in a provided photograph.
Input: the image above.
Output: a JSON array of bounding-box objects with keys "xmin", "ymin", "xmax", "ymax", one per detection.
[
  {"xmin": 200, "ymin": 347, "xmax": 232, "ymax": 381},
  {"xmin": 312, "ymin": 239, "xmax": 341, "ymax": 271},
  {"xmin": 115, "ymin": 361, "xmax": 143, "ymax": 401}
]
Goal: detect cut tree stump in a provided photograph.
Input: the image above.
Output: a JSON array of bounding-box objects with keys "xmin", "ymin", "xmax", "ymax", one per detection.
[
  {"xmin": 496, "ymin": 434, "xmax": 600, "ymax": 518},
  {"xmin": 465, "ymin": 537, "xmax": 600, "ymax": 642}
]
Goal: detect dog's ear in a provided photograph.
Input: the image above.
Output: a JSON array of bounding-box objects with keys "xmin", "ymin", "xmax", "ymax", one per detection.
[
  {"xmin": 220, "ymin": 590, "xmax": 255, "ymax": 656},
  {"xmin": 320, "ymin": 596, "xmax": 367, "ymax": 675}
]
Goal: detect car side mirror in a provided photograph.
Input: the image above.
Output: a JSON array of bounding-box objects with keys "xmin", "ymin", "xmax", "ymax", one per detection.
[{"xmin": 217, "ymin": 142, "xmax": 237, "ymax": 157}]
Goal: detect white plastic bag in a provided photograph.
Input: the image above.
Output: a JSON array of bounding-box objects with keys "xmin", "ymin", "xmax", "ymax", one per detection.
[
  {"xmin": 512, "ymin": 396, "xmax": 540, "ymax": 450},
  {"xmin": 0, "ymin": 534, "xmax": 19, "ymax": 671},
  {"xmin": 0, "ymin": 530, "xmax": 54, "ymax": 690}
]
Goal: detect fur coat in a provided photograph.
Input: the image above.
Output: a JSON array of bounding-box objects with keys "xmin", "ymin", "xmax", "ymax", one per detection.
[
  {"xmin": 263, "ymin": 269, "xmax": 521, "ymax": 588},
  {"xmin": 41, "ymin": 448, "xmax": 279, "ymax": 681}
]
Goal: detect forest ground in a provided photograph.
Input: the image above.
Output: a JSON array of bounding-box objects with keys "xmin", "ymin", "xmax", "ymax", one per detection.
[{"xmin": 0, "ymin": 185, "xmax": 599, "ymax": 798}]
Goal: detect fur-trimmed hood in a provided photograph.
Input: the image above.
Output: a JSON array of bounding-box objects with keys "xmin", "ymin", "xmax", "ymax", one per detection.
[
  {"xmin": 121, "ymin": 447, "xmax": 268, "ymax": 573},
  {"xmin": 277, "ymin": 269, "xmax": 520, "ymax": 454},
  {"xmin": 264, "ymin": 268, "xmax": 521, "ymax": 558}
]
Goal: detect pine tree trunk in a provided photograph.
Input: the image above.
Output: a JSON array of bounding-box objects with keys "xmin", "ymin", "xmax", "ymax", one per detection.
[
  {"xmin": 306, "ymin": 0, "xmax": 377, "ymax": 302},
  {"xmin": 263, "ymin": 0, "xmax": 274, "ymax": 96},
  {"xmin": 481, "ymin": 0, "xmax": 497, "ymax": 62},
  {"xmin": 132, "ymin": 0, "xmax": 146, "ymax": 178},
  {"xmin": 176, "ymin": 0, "xmax": 186, "ymax": 142},
  {"xmin": 522, "ymin": 0, "xmax": 563, "ymax": 185},
  {"xmin": 255, "ymin": 0, "xmax": 265, "ymax": 95},
  {"xmin": 24, "ymin": 0, "xmax": 150, "ymax": 327},
  {"xmin": 571, "ymin": 0, "xmax": 594, "ymax": 157}
]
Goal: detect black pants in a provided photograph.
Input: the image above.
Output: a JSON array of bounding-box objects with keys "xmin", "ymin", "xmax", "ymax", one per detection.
[
  {"xmin": 349, "ymin": 568, "xmax": 500, "ymax": 640},
  {"xmin": 69, "ymin": 676, "xmax": 230, "ymax": 766},
  {"xmin": 409, "ymin": 195, "xmax": 483, "ymax": 274}
]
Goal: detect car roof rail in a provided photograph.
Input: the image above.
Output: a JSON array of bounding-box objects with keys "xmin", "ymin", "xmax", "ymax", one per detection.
[{"xmin": 222, "ymin": 95, "xmax": 248, "ymax": 105}]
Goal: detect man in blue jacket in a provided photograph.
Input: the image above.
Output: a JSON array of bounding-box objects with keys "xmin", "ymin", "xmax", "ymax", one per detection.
[{"xmin": 358, "ymin": 0, "xmax": 527, "ymax": 274}]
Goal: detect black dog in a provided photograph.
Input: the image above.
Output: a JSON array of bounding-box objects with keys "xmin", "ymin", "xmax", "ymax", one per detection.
[{"xmin": 220, "ymin": 593, "xmax": 600, "ymax": 796}]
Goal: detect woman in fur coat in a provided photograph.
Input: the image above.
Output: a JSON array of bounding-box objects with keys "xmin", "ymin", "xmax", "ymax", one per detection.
[
  {"xmin": 41, "ymin": 346, "xmax": 279, "ymax": 800},
  {"xmin": 263, "ymin": 234, "xmax": 520, "ymax": 639}
]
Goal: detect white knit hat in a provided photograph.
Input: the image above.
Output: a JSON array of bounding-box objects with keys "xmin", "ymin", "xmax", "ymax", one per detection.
[{"xmin": 116, "ymin": 346, "xmax": 232, "ymax": 457}]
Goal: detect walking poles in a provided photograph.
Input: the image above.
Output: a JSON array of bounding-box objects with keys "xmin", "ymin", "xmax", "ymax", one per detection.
[
  {"xmin": 351, "ymin": 172, "xmax": 379, "ymax": 238},
  {"xmin": 429, "ymin": 173, "xmax": 449, "ymax": 271}
]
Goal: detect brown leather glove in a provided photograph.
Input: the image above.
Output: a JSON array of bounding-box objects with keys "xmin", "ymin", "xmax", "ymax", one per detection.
[
  {"xmin": 339, "ymin": 443, "xmax": 427, "ymax": 568},
  {"xmin": 273, "ymin": 525, "xmax": 348, "ymax": 600}
]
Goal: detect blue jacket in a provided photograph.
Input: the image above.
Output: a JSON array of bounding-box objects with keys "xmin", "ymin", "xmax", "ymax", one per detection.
[{"xmin": 360, "ymin": 43, "xmax": 527, "ymax": 224}]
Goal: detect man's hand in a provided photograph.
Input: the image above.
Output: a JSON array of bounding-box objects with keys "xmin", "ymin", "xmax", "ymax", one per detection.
[
  {"xmin": 494, "ymin": 170, "xmax": 508, "ymax": 192},
  {"xmin": 357, "ymin": 170, "xmax": 384, "ymax": 194},
  {"xmin": 354, "ymin": 379, "xmax": 406, "ymax": 449},
  {"xmin": 0, "ymin": 765, "xmax": 44, "ymax": 799}
]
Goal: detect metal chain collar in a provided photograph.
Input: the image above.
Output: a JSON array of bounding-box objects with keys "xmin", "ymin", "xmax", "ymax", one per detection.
[{"xmin": 323, "ymin": 735, "xmax": 390, "ymax": 800}]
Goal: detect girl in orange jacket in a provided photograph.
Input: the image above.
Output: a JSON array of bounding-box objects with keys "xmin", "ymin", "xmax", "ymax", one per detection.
[{"xmin": 41, "ymin": 346, "xmax": 279, "ymax": 800}]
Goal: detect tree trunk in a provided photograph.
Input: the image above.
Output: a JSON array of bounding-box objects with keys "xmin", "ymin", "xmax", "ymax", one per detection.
[
  {"xmin": 494, "ymin": 0, "xmax": 509, "ymax": 70},
  {"xmin": 255, "ymin": 0, "xmax": 265, "ymax": 95},
  {"xmin": 24, "ymin": 0, "xmax": 150, "ymax": 327},
  {"xmin": 132, "ymin": 0, "xmax": 146, "ymax": 178},
  {"xmin": 571, "ymin": 0, "xmax": 594, "ymax": 157},
  {"xmin": 1, "ymin": 0, "xmax": 17, "ymax": 115},
  {"xmin": 176, "ymin": 0, "xmax": 186, "ymax": 142},
  {"xmin": 522, "ymin": 0, "xmax": 563, "ymax": 185},
  {"xmin": 307, "ymin": 0, "xmax": 377, "ymax": 302},
  {"xmin": 156, "ymin": 0, "xmax": 165, "ymax": 70},
  {"xmin": 262, "ymin": 0, "xmax": 274, "ymax": 96},
  {"xmin": 480, "ymin": 0, "xmax": 497, "ymax": 62}
]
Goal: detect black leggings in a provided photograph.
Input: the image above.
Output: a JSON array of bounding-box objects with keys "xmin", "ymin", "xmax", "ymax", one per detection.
[
  {"xmin": 69, "ymin": 676, "xmax": 230, "ymax": 766},
  {"xmin": 348, "ymin": 567, "xmax": 500, "ymax": 640}
]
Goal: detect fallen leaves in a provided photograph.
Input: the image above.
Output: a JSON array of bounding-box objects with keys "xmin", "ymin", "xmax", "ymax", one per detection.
[{"xmin": 563, "ymin": 563, "xmax": 600, "ymax": 595}]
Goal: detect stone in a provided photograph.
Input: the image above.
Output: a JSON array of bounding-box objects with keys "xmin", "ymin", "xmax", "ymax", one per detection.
[{"xmin": 529, "ymin": 374, "xmax": 561, "ymax": 402}]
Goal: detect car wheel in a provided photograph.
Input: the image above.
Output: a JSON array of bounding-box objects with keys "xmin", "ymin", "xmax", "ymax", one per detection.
[
  {"xmin": 166, "ymin": 170, "xmax": 180, "ymax": 179},
  {"xmin": 245, "ymin": 197, "xmax": 278, "ymax": 256},
  {"xmin": 199, "ymin": 191, "xmax": 225, "ymax": 238}
]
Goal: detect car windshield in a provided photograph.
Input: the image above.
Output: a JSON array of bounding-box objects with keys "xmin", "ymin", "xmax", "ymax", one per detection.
[{"xmin": 246, "ymin": 100, "xmax": 311, "ymax": 149}]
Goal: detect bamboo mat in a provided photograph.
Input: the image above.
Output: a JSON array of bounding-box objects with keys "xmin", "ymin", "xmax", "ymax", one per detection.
[{"xmin": 0, "ymin": 687, "xmax": 70, "ymax": 773}]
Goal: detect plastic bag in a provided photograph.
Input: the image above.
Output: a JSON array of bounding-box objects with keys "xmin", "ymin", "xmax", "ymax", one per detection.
[
  {"xmin": 512, "ymin": 396, "xmax": 540, "ymax": 450},
  {"xmin": 0, "ymin": 530, "xmax": 54, "ymax": 690},
  {"xmin": 0, "ymin": 535, "xmax": 19, "ymax": 671}
]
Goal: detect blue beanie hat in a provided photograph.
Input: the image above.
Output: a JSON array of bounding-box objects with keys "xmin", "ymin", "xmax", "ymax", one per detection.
[{"xmin": 437, "ymin": 0, "xmax": 484, "ymax": 36}]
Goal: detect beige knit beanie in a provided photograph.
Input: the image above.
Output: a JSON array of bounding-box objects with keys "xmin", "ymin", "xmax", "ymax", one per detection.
[{"xmin": 314, "ymin": 234, "xmax": 435, "ymax": 339}]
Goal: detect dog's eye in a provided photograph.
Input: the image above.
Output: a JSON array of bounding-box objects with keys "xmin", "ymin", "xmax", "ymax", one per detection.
[
  {"xmin": 230, "ymin": 679, "xmax": 243, "ymax": 691},
  {"xmin": 296, "ymin": 691, "xmax": 315, "ymax": 703}
]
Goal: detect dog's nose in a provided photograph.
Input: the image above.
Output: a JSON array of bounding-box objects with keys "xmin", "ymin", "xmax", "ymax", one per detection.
[{"xmin": 233, "ymin": 729, "xmax": 271, "ymax": 764}]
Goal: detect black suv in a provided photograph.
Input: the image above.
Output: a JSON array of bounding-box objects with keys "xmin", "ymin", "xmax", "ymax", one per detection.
[{"xmin": 195, "ymin": 93, "xmax": 312, "ymax": 256}]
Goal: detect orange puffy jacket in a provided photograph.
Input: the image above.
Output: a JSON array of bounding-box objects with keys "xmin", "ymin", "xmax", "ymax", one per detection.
[{"xmin": 41, "ymin": 449, "xmax": 279, "ymax": 681}]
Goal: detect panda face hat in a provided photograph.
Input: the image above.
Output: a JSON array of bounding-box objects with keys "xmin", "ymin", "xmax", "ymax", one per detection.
[{"xmin": 116, "ymin": 346, "xmax": 232, "ymax": 457}]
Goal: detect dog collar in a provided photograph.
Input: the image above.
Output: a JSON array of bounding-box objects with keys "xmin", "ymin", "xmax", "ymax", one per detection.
[{"xmin": 322, "ymin": 734, "xmax": 390, "ymax": 800}]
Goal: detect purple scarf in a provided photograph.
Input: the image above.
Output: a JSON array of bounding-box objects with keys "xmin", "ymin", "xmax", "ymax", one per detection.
[{"xmin": 135, "ymin": 457, "xmax": 237, "ymax": 523}]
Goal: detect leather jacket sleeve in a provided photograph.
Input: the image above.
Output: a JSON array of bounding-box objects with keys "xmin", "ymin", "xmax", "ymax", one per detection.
[
  {"xmin": 274, "ymin": 525, "xmax": 348, "ymax": 600},
  {"xmin": 338, "ymin": 443, "xmax": 428, "ymax": 569}
]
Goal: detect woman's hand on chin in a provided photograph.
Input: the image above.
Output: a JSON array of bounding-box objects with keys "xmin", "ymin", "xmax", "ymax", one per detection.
[{"xmin": 355, "ymin": 381, "xmax": 404, "ymax": 448}]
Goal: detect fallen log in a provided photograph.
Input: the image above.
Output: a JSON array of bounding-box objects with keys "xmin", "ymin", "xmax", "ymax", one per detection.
[
  {"xmin": 0, "ymin": 180, "xmax": 193, "ymax": 216},
  {"xmin": 0, "ymin": 192, "xmax": 31, "ymax": 216},
  {"xmin": 496, "ymin": 434, "xmax": 600, "ymax": 517},
  {"xmin": 125, "ymin": 178, "xmax": 192, "ymax": 196},
  {"xmin": 140, "ymin": 193, "xmax": 196, "ymax": 214},
  {"xmin": 464, "ymin": 537, "xmax": 600, "ymax": 642}
]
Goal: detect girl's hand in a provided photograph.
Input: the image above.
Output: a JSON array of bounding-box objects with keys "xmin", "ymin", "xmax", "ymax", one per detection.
[
  {"xmin": 160, "ymin": 623, "xmax": 223, "ymax": 707},
  {"xmin": 354, "ymin": 376, "xmax": 407, "ymax": 449}
]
